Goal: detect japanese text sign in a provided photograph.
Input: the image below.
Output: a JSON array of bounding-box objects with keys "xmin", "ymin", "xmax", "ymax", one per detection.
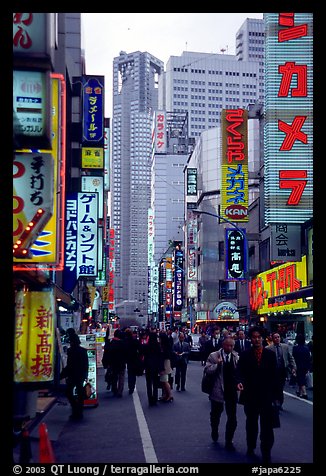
[
  {"xmin": 221, "ymin": 109, "xmax": 248, "ymax": 222},
  {"xmin": 14, "ymin": 288, "xmax": 56, "ymax": 383},
  {"xmin": 264, "ymin": 13, "xmax": 313, "ymax": 224},
  {"xmin": 82, "ymin": 76, "xmax": 104, "ymax": 144}
]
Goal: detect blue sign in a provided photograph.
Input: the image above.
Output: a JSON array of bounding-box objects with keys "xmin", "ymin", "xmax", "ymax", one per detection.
[{"xmin": 82, "ymin": 76, "xmax": 104, "ymax": 144}]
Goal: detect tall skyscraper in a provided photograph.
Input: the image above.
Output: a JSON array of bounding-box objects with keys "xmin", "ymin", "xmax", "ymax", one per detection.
[
  {"xmin": 111, "ymin": 51, "xmax": 163, "ymax": 313},
  {"xmin": 236, "ymin": 17, "xmax": 265, "ymax": 103}
]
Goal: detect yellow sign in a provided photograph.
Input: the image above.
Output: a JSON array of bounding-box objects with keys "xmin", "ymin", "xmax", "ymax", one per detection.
[
  {"xmin": 102, "ymin": 285, "xmax": 109, "ymax": 303},
  {"xmin": 250, "ymin": 256, "xmax": 308, "ymax": 315},
  {"xmin": 81, "ymin": 147, "xmax": 104, "ymax": 168},
  {"xmin": 221, "ymin": 109, "xmax": 248, "ymax": 222},
  {"xmin": 14, "ymin": 288, "xmax": 56, "ymax": 382}
]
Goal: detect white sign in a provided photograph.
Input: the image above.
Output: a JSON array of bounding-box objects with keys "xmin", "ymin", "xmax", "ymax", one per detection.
[
  {"xmin": 212, "ymin": 301, "xmax": 239, "ymax": 320},
  {"xmin": 77, "ymin": 192, "xmax": 98, "ymax": 277}
]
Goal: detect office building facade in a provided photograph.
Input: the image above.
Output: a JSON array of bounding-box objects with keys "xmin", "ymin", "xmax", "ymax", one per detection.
[{"xmin": 111, "ymin": 51, "xmax": 164, "ymax": 313}]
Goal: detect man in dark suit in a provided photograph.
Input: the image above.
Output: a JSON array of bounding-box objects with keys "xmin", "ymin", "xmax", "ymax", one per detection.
[
  {"xmin": 237, "ymin": 326, "xmax": 278, "ymax": 464},
  {"xmin": 204, "ymin": 328, "xmax": 221, "ymax": 360},
  {"xmin": 60, "ymin": 329, "xmax": 89, "ymax": 421},
  {"xmin": 173, "ymin": 332, "xmax": 190, "ymax": 391},
  {"xmin": 234, "ymin": 329, "xmax": 251, "ymax": 354},
  {"xmin": 267, "ymin": 332, "xmax": 297, "ymax": 410}
]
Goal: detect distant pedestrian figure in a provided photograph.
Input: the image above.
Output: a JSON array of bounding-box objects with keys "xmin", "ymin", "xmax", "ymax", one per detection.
[
  {"xmin": 267, "ymin": 332, "xmax": 296, "ymax": 409},
  {"xmin": 104, "ymin": 329, "xmax": 126, "ymax": 397},
  {"xmin": 234, "ymin": 330, "xmax": 251, "ymax": 355},
  {"xmin": 199, "ymin": 331, "xmax": 208, "ymax": 365},
  {"xmin": 173, "ymin": 332, "xmax": 190, "ymax": 391},
  {"xmin": 204, "ymin": 328, "xmax": 221, "ymax": 361},
  {"xmin": 124, "ymin": 328, "xmax": 142, "ymax": 394},
  {"xmin": 60, "ymin": 329, "xmax": 89, "ymax": 421},
  {"xmin": 159, "ymin": 333, "xmax": 174, "ymax": 402},
  {"xmin": 141, "ymin": 332, "xmax": 161, "ymax": 406},
  {"xmin": 237, "ymin": 326, "xmax": 278, "ymax": 464},
  {"xmin": 292, "ymin": 334, "xmax": 311, "ymax": 399}
]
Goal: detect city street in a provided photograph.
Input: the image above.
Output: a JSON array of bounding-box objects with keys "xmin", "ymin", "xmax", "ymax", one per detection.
[{"xmin": 15, "ymin": 360, "xmax": 313, "ymax": 467}]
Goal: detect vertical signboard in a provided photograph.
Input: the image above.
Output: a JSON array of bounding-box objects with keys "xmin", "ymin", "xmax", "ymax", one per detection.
[
  {"xmin": 104, "ymin": 118, "xmax": 110, "ymax": 191},
  {"xmin": 14, "ymin": 288, "xmax": 56, "ymax": 383},
  {"xmin": 108, "ymin": 229, "xmax": 115, "ymax": 311},
  {"xmin": 77, "ymin": 193, "xmax": 98, "ymax": 277},
  {"xmin": 173, "ymin": 247, "xmax": 184, "ymax": 312},
  {"xmin": 154, "ymin": 111, "xmax": 167, "ymax": 153},
  {"xmin": 225, "ymin": 228, "xmax": 247, "ymax": 280},
  {"xmin": 13, "ymin": 75, "xmax": 66, "ymax": 268},
  {"xmin": 82, "ymin": 76, "xmax": 104, "ymax": 144},
  {"xmin": 63, "ymin": 192, "xmax": 98, "ymax": 292},
  {"xmin": 221, "ymin": 109, "xmax": 248, "ymax": 222},
  {"xmin": 264, "ymin": 13, "xmax": 313, "ymax": 224},
  {"xmin": 186, "ymin": 168, "xmax": 197, "ymax": 196}
]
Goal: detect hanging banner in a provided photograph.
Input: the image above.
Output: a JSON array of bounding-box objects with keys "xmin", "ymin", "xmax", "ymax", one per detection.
[{"xmin": 14, "ymin": 288, "xmax": 56, "ymax": 383}]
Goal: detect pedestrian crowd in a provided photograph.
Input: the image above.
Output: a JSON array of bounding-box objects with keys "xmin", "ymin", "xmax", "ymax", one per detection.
[{"xmin": 60, "ymin": 323, "xmax": 312, "ymax": 464}]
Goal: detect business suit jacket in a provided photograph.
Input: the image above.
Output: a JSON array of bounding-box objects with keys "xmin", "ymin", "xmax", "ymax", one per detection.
[
  {"xmin": 173, "ymin": 341, "xmax": 190, "ymax": 364},
  {"xmin": 267, "ymin": 343, "xmax": 296, "ymax": 371},
  {"xmin": 205, "ymin": 349, "xmax": 239, "ymax": 403},
  {"xmin": 237, "ymin": 347, "xmax": 278, "ymax": 407},
  {"xmin": 234, "ymin": 338, "xmax": 251, "ymax": 354}
]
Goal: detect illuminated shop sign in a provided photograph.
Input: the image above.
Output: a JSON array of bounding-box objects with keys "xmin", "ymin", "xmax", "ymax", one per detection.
[
  {"xmin": 13, "ymin": 69, "xmax": 51, "ymax": 149},
  {"xmin": 187, "ymin": 168, "xmax": 197, "ymax": 196},
  {"xmin": 82, "ymin": 76, "xmax": 104, "ymax": 144},
  {"xmin": 174, "ymin": 248, "xmax": 184, "ymax": 312},
  {"xmin": 270, "ymin": 223, "xmax": 301, "ymax": 262},
  {"xmin": 154, "ymin": 111, "xmax": 167, "ymax": 153},
  {"xmin": 14, "ymin": 288, "xmax": 56, "ymax": 383},
  {"xmin": 81, "ymin": 147, "xmax": 104, "ymax": 169},
  {"xmin": 225, "ymin": 228, "xmax": 247, "ymax": 280},
  {"xmin": 221, "ymin": 109, "xmax": 248, "ymax": 223},
  {"xmin": 264, "ymin": 13, "xmax": 313, "ymax": 224},
  {"xmin": 14, "ymin": 75, "xmax": 66, "ymax": 269},
  {"xmin": 63, "ymin": 192, "xmax": 98, "ymax": 293},
  {"xmin": 249, "ymin": 255, "xmax": 308, "ymax": 314},
  {"xmin": 13, "ymin": 12, "xmax": 54, "ymax": 57},
  {"xmin": 81, "ymin": 176, "xmax": 104, "ymax": 219},
  {"xmin": 108, "ymin": 228, "xmax": 115, "ymax": 311}
]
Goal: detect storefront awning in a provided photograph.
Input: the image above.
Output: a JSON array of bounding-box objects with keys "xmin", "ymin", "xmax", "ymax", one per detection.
[{"xmin": 268, "ymin": 285, "xmax": 313, "ymax": 305}]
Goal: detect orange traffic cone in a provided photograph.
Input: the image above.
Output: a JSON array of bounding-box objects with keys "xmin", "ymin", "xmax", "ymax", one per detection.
[{"xmin": 39, "ymin": 422, "xmax": 55, "ymax": 463}]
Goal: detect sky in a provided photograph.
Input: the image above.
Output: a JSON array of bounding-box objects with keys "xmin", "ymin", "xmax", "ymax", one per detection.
[{"xmin": 81, "ymin": 13, "xmax": 263, "ymax": 117}]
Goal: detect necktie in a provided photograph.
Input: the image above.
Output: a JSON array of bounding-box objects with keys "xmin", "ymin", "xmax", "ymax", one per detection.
[
  {"xmin": 241, "ymin": 340, "xmax": 244, "ymax": 351},
  {"xmin": 215, "ymin": 339, "xmax": 217, "ymax": 348},
  {"xmin": 225, "ymin": 354, "xmax": 229, "ymax": 363},
  {"xmin": 180, "ymin": 343, "xmax": 183, "ymax": 352}
]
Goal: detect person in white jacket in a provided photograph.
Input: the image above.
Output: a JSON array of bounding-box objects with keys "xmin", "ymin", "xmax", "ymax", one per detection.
[{"xmin": 204, "ymin": 337, "xmax": 239, "ymax": 451}]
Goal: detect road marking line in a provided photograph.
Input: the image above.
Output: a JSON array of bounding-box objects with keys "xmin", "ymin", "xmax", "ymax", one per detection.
[
  {"xmin": 284, "ymin": 391, "xmax": 313, "ymax": 405},
  {"xmin": 133, "ymin": 388, "xmax": 158, "ymax": 463}
]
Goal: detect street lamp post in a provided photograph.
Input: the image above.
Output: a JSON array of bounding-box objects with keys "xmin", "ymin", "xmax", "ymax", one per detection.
[{"xmin": 192, "ymin": 209, "xmax": 250, "ymax": 327}]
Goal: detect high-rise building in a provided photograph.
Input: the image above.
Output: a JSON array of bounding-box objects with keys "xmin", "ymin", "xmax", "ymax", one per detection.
[
  {"xmin": 236, "ymin": 17, "xmax": 265, "ymax": 103},
  {"xmin": 111, "ymin": 51, "xmax": 163, "ymax": 313},
  {"xmin": 160, "ymin": 50, "xmax": 260, "ymax": 139}
]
